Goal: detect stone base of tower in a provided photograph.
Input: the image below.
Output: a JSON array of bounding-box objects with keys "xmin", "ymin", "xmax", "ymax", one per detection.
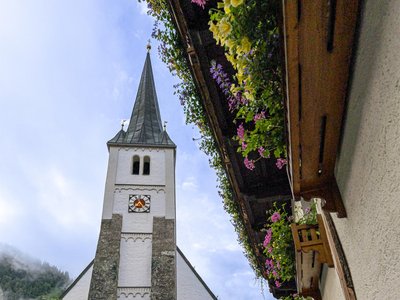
[
  {"xmin": 151, "ymin": 217, "xmax": 176, "ymax": 300},
  {"xmin": 61, "ymin": 247, "xmax": 217, "ymax": 300},
  {"xmin": 88, "ymin": 214, "xmax": 123, "ymax": 300}
]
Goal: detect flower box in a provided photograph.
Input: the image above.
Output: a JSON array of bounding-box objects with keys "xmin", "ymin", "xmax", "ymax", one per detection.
[
  {"xmin": 291, "ymin": 214, "xmax": 334, "ymax": 299},
  {"xmin": 283, "ymin": 0, "xmax": 360, "ymax": 218}
]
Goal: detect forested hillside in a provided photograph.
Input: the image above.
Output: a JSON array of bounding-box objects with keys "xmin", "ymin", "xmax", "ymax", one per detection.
[{"xmin": 0, "ymin": 245, "xmax": 70, "ymax": 300}]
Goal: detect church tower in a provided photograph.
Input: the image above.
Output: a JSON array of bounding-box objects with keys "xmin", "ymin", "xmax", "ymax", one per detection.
[
  {"xmin": 61, "ymin": 49, "xmax": 216, "ymax": 300},
  {"xmin": 89, "ymin": 48, "xmax": 176, "ymax": 300}
]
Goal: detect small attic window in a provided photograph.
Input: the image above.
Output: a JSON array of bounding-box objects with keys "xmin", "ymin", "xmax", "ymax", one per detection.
[
  {"xmin": 143, "ymin": 156, "xmax": 150, "ymax": 175},
  {"xmin": 132, "ymin": 156, "xmax": 140, "ymax": 175}
]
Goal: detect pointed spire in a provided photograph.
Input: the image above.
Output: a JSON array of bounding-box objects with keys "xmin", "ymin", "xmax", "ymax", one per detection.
[{"xmin": 108, "ymin": 51, "xmax": 175, "ymax": 147}]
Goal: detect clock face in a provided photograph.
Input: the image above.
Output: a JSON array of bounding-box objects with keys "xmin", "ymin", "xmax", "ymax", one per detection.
[{"xmin": 128, "ymin": 195, "xmax": 151, "ymax": 213}]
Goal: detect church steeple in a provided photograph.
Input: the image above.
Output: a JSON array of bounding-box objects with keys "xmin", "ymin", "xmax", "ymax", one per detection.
[{"xmin": 108, "ymin": 52, "xmax": 175, "ymax": 147}]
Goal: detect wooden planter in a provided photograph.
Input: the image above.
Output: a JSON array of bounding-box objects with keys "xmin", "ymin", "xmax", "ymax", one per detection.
[
  {"xmin": 291, "ymin": 215, "xmax": 334, "ymax": 299},
  {"xmin": 283, "ymin": 0, "xmax": 360, "ymax": 218}
]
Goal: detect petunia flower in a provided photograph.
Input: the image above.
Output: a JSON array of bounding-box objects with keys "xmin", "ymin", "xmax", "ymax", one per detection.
[
  {"xmin": 271, "ymin": 212, "xmax": 281, "ymax": 223},
  {"xmin": 276, "ymin": 158, "xmax": 287, "ymax": 170},
  {"xmin": 244, "ymin": 157, "xmax": 255, "ymax": 170},
  {"xmin": 191, "ymin": 0, "xmax": 207, "ymax": 8}
]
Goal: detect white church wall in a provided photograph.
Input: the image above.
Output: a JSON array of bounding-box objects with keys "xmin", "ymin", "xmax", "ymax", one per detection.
[
  {"xmin": 118, "ymin": 235, "xmax": 152, "ymax": 287},
  {"xmin": 117, "ymin": 287, "xmax": 151, "ymax": 299},
  {"xmin": 164, "ymin": 149, "xmax": 176, "ymax": 220},
  {"xmin": 102, "ymin": 147, "xmax": 120, "ymax": 219},
  {"xmin": 115, "ymin": 147, "xmax": 166, "ymax": 186},
  {"xmin": 177, "ymin": 249, "xmax": 216, "ymax": 300},
  {"xmin": 113, "ymin": 187, "xmax": 166, "ymax": 232},
  {"xmin": 62, "ymin": 263, "xmax": 93, "ymax": 300}
]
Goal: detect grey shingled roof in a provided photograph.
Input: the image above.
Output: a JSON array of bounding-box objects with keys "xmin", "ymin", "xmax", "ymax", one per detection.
[{"xmin": 108, "ymin": 52, "xmax": 175, "ymax": 147}]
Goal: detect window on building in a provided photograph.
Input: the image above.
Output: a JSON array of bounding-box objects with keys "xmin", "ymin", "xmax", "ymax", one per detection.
[
  {"xmin": 132, "ymin": 156, "xmax": 140, "ymax": 175},
  {"xmin": 143, "ymin": 156, "xmax": 150, "ymax": 175}
]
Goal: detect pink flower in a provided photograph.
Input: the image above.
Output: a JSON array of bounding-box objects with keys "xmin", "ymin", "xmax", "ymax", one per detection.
[
  {"xmin": 263, "ymin": 229, "xmax": 272, "ymax": 247},
  {"xmin": 275, "ymin": 158, "xmax": 287, "ymax": 170},
  {"xmin": 268, "ymin": 247, "xmax": 272, "ymax": 253},
  {"xmin": 241, "ymin": 142, "xmax": 247, "ymax": 150},
  {"xmin": 258, "ymin": 146, "xmax": 269, "ymax": 158},
  {"xmin": 271, "ymin": 212, "xmax": 281, "ymax": 223},
  {"xmin": 304, "ymin": 207, "xmax": 311, "ymax": 214},
  {"xmin": 275, "ymin": 280, "xmax": 281, "ymax": 288},
  {"xmin": 244, "ymin": 157, "xmax": 255, "ymax": 170},
  {"xmin": 237, "ymin": 123, "xmax": 245, "ymax": 140},
  {"xmin": 254, "ymin": 111, "xmax": 266, "ymax": 122},
  {"xmin": 272, "ymin": 270, "xmax": 277, "ymax": 277},
  {"xmin": 191, "ymin": 0, "xmax": 207, "ymax": 8},
  {"xmin": 265, "ymin": 259, "xmax": 272, "ymax": 267}
]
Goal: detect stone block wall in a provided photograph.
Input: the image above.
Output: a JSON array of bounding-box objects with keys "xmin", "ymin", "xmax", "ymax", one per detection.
[
  {"xmin": 89, "ymin": 214, "xmax": 123, "ymax": 300},
  {"xmin": 151, "ymin": 217, "xmax": 176, "ymax": 300}
]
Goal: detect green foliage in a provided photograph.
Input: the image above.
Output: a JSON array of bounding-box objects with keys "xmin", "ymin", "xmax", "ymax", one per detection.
[
  {"xmin": 0, "ymin": 251, "xmax": 70, "ymax": 300},
  {"xmin": 141, "ymin": 0, "xmax": 262, "ymax": 277},
  {"xmin": 263, "ymin": 201, "xmax": 319, "ymax": 288},
  {"xmin": 263, "ymin": 203, "xmax": 295, "ymax": 286},
  {"xmin": 209, "ymin": 0, "xmax": 286, "ymax": 165}
]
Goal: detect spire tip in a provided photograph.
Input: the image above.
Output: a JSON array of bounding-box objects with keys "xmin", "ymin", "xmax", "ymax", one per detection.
[{"xmin": 146, "ymin": 39, "xmax": 151, "ymax": 52}]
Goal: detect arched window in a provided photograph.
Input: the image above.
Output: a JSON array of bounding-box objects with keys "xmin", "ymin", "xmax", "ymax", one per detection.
[
  {"xmin": 143, "ymin": 156, "xmax": 150, "ymax": 175},
  {"xmin": 132, "ymin": 155, "xmax": 140, "ymax": 175}
]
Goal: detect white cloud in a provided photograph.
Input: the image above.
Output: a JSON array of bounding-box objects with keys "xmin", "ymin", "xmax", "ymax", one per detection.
[
  {"xmin": 0, "ymin": 188, "xmax": 21, "ymax": 226},
  {"xmin": 181, "ymin": 176, "xmax": 198, "ymax": 191}
]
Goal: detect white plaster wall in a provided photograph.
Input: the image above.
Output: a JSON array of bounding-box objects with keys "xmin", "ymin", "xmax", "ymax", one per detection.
[
  {"xmin": 118, "ymin": 236, "xmax": 152, "ymax": 287},
  {"xmin": 62, "ymin": 264, "xmax": 93, "ymax": 300},
  {"xmin": 333, "ymin": 1, "xmax": 400, "ymax": 299},
  {"xmin": 116, "ymin": 148, "xmax": 166, "ymax": 186},
  {"xmin": 113, "ymin": 188, "xmax": 166, "ymax": 232},
  {"xmin": 320, "ymin": 265, "xmax": 344, "ymax": 300},
  {"xmin": 177, "ymin": 251, "xmax": 215, "ymax": 300},
  {"xmin": 102, "ymin": 147, "xmax": 119, "ymax": 219},
  {"xmin": 117, "ymin": 288, "xmax": 151, "ymax": 300}
]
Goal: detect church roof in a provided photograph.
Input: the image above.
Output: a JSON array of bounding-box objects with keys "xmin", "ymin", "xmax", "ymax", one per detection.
[{"xmin": 108, "ymin": 52, "xmax": 175, "ymax": 148}]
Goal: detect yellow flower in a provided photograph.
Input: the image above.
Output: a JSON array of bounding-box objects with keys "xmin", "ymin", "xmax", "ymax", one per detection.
[
  {"xmin": 209, "ymin": 22, "xmax": 219, "ymax": 39},
  {"xmin": 241, "ymin": 36, "xmax": 251, "ymax": 54},
  {"xmin": 223, "ymin": 0, "xmax": 231, "ymax": 13},
  {"xmin": 231, "ymin": 0, "xmax": 244, "ymax": 8},
  {"xmin": 218, "ymin": 19, "xmax": 232, "ymax": 36},
  {"xmin": 224, "ymin": 38, "xmax": 235, "ymax": 50}
]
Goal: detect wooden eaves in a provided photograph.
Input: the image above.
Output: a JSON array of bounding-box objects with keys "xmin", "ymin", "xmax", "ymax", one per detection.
[
  {"xmin": 283, "ymin": 0, "xmax": 360, "ymax": 218},
  {"xmin": 283, "ymin": 0, "xmax": 360, "ymax": 299}
]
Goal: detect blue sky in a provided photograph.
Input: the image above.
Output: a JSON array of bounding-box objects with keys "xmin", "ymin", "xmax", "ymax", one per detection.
[{"xmin": 0, "ymin": 1, "xmax": 273, "ymax": 299}]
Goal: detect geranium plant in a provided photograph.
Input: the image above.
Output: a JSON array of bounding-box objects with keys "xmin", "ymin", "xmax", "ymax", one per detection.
[{"xmin": 263, "ymin": 201, "xmax": 318, "ymax": 288}]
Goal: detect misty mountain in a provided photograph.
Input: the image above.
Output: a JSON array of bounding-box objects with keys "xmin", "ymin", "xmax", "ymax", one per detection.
[{"xmin": 0, "ymin": 244, "xmax": 70, "ymax": 300}]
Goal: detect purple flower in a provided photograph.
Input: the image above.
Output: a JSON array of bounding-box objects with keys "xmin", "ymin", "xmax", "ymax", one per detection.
[
  {"xmin": 275, "ymin": 280, "xmax": 281, "ymax": 288},
  {"xmin": 271, "ymin": 212, "xmax": 281, "ymax": 223},
  {"xmin": 304, "ymin": 207, "xmax": 311, "ymax": 214},
  {"xmin": 244, "ymin": 157, "xmax": 255, "ymax": 170},
  {"xmin": 254, "ymin": 111, "xmax": 266, "ymax": 122},
  {"xmin": 210, "ymin": 61, "xmax": 232, "ymax": 97},
  {"xmin": 258, "ymin": 147, "xmax": 269, "ymax": 158},
  {"xmin": 275, "ymin": 158, "xmax": 287, "ymax": 170},
  {"xmin": 268, "ymin": 247, "xmax": 272, "ymax": 253},
  {"xmin": 241, "ymin": 142, "xmax": 247, "ymax": 150},
  {"xmin": 237, "ymin": 123, "xmax": 245, "ymax": 140},
  {"xmin": 191, "ymin": 0, "xmax": 207, "ymax": 8},
  {"xmin": 272, "ymin": 270, "xmax": 277, "ymax": 277}
]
